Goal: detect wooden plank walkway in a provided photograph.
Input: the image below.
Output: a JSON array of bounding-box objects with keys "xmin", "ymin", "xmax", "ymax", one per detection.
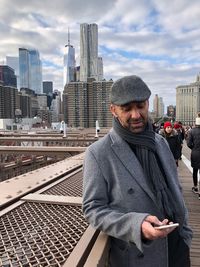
[{"xmin": 179, "ymin": 144, "xmax": 200, "ymax": 267}]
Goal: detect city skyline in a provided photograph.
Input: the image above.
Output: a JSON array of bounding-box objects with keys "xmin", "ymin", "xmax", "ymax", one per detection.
[{"xmin": 1, "ymin": 0, "xmax": 200, "ymax": 109}]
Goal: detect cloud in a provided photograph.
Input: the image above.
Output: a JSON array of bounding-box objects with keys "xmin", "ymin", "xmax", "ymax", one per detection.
[{"xmin": 0, "ymin": 0, "xmax": 200, "ymax": 110}]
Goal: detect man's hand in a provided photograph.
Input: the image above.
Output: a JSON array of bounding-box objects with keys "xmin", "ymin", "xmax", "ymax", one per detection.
[{"xmin": 141, "ymin": 215, "xmax": 176, "ymax": 240}]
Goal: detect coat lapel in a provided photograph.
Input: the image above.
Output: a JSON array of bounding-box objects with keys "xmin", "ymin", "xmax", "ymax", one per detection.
[{"xmin": 110, "ymin": 129, "xmax": 157, "ymax": 205}]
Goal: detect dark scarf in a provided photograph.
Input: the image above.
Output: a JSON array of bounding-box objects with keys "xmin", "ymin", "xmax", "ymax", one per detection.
[{"xmin": 113, "ymin": 117, "xmax": 175, "ymax": 220}]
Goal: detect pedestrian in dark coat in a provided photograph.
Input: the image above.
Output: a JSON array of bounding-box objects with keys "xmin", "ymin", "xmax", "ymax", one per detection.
[
  {"xmin": 159, "ymin": 121, "xmax": 182, "ymax": 166},
  {"xmin": 174, "ymin": 122, "xmax": 184, "ymax": 160},
  {"xmin": 187, "ymin": 112, "xmax": 200, "ymax": 194}
]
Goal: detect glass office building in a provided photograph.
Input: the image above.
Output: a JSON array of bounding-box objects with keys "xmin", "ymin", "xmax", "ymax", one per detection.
[
  {"xmin": 29, "ymin": 49, "xmax": 42, "ymax": 94},
  {"xmin": 6, "ymin": 56, "xmax": 20, "ymax": 89},
  {"xmin": 19, "ymin": 48, "xmax": 42, "ymax": 94},
  {"xmin": 19, "ymin": 48, "xmax": 30, "ymax": 89},
  {"xmin": 0, "ymin": 65, "xmax": 17, "ymax": 87},
  {"xmin": 63, "ymin": 43, "xmax": 75, "ymax": 86}
]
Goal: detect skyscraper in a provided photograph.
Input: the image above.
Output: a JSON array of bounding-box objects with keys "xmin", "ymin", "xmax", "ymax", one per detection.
[
  {"xmin": 6, "ymin": 56, "xmax": 20, "ymax": 89},
  {"xmin": 63, "ymin": 79, "xmax": 113, "ymax": 128},
  {"xmin": 153, "ymin": 94, "xmax": 164, "ymax": 118},
  {"xmin": 80, "ymin": 23, "xmax": 98, "ymax": 82},
  {"xmin": 176, "ymin": 74, "xmax": 200, "ymax": 125},
  {"xmin": 97, "ymin": 57, "xmax": 103, "ymax": 81},
  {"xmin": 19, "ymin": 48, "xmax": 42, "ymax": 94},
  {"xmin": 19, "ymin": 48, "xmax": 30, "ymax": 89},
  {"xmin": 63, "ymin": 30, "xmax": 75, "ymax": 86},
  {"xmin": 29, "ymin": 49, "xmax": 42, "ymax": 94},
  {"xmin": 0, "ymin": 84, "xmax": 18, "ymax": 119},
  {"xmin": 43, "ymin": 81, "xmax": 53, "ymax": 95},
  {"xmin": 0, "ymin": 65, "xmax": 17, "ymax": 87}
]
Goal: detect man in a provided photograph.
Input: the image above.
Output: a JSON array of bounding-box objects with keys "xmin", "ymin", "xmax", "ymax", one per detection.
[{"xmin": 83, "ymin": 75, "xmax": 192, "ymax": 267}]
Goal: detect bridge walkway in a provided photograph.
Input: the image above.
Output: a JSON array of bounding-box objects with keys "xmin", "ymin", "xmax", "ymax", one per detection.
[
  {"xmin": 0, "ymin": 144, "xmax": 199, "ymax": 266},
  {"xmin": 179, "ymin": 144, "xmax": 200, "ymax": 267}
]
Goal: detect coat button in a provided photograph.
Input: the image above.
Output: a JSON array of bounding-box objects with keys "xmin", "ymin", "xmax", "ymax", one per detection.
[
  {"xmin": 127, "ymin": 188, "xmax": 134, "ymax": 194},
  {"xmin": 137, "ymin": 252, "xmax": 144, "ymax": 258}
]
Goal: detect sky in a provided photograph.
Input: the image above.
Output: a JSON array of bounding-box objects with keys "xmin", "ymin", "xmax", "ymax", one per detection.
[{"xmin": 1, "ymin": 0, "xmax": 200, "ymax": 111}]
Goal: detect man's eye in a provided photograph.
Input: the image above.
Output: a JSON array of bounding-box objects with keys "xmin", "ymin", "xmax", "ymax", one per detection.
[
  {"xmin": 137, "ymin": 103, "xmax": 146, "ymax": 109},
  {"xmin": 122, "ymin": 107, "xmax": 131, "ymax": 112},
  {"xmin": 137, "ymin": 104, "xmax": 144, "ymax": 109}
]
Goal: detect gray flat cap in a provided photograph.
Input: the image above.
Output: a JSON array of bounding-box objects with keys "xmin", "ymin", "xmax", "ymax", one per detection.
[{"xmin": 110, "ymin": 75, "xmax": 151, "ymax": 105}]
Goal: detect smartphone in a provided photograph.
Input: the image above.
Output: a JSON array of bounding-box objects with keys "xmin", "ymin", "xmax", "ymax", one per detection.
[{"xmin": 154, "ymin": 223, "xmax": 179, "ymax": 230}]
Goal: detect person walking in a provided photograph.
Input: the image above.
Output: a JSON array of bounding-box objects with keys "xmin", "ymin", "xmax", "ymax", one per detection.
[
  {"xmin": 173, "ymin": 122, "xmax": 184, "ymax": 160},
  {"xmin": 187, "ymin": 112, "xmax": 200, "ymax": 196},
  {"xmin": 159, "ymin": 121, "xmax": 182, "ymax": 166},
  {"xmin": 83, "ymin": 75, "xmax": 192, "ymax": 267}
]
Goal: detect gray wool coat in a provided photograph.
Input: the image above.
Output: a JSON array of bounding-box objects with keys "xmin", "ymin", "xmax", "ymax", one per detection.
[{"xmin": 83, "ymin": 129, "xmax": 192, "ymax": 267}]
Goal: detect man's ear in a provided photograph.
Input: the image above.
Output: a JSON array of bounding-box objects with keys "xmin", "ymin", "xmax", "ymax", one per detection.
[{"xmin": 110, "ymin": 104, "xmax": 118, "ymax": 117}]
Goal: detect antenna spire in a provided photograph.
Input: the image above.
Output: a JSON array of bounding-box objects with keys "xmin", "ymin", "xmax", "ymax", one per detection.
[{"xmin": 68, "ymin": 27, "xmax": 70, "ymax": 46}]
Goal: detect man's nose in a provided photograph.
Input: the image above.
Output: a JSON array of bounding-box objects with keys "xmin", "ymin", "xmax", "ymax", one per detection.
[{"xmin": 129, "ymin": 108, "xmax": 141, "ymax": 119}]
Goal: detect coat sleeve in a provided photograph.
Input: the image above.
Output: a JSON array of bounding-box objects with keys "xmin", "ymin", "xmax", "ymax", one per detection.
[
  {"xmin": 82, "ymin": 147, "xmax": 149, "ymax": 253},
  {"xmin": 175, "ymin": 135, "xmax": 182, "ymax": 159},
  {"xmin": 186, "ymin": 131, "xmax": 193, "ymax": 149}
]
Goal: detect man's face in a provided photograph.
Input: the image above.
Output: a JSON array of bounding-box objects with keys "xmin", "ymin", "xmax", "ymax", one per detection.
[{"xmin": 110, "ymin": 100, "xmax": 149, "ymax": 133}]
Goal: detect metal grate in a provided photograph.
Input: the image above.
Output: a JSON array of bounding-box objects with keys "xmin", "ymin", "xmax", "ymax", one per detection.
[
  {"xmin": 0, "ymin": 202, "xmax": 88, "ymax": 267},
  {"xmin": 42, "ymin": 172, "xmax": 83, "ymax": 197}
]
